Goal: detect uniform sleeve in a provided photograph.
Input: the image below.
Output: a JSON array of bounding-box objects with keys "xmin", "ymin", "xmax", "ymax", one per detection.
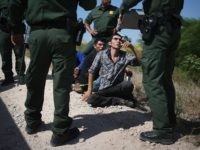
[
  {"xmin": 88, "ymin": 51, "xmax": 101, "ymax": 75},
  {"xmin": 9, "ymin": 0, "xmax": 26, "ymax": 34},
  {"xmin": 119, "ymin": 0, "xmax": 142, "ymax": 14},
  {"xmin": 84, "ymin": 11, "xmax": 93, "ymax": 24},
  {"xmin": 79, "ymin": 0, "xmax": 96, "ymax": 11}
]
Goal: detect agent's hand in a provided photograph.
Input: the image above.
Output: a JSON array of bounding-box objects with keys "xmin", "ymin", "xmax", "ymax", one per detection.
[
  {"xmin": 116, "ymin": 14, "xmax": 123, "ymax": 31},
  {"xmin": 11, "ymin": 34, "xmax": 24, "ymax": 46},
  {"xmin": 89, "ymin": 29, "xmax": 98, "ymax": 36},
  {"xmin": 112, "ymin": 28, "xmax": 118, "ymax": 34},
  {"xmin": 82, "ymin": 90, "xmax": 92, "ymax": 102}
]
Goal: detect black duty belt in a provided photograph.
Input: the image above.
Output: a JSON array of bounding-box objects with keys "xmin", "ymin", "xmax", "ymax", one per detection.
[{"xmin": 31, "ymin": 20, "xmax": 67, "ymax": 31}]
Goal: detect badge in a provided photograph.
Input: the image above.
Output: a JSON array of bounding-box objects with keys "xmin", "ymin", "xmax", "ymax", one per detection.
[{"xmin": 109, "ymin": 11, "xmax": 114, "ymax": 15}]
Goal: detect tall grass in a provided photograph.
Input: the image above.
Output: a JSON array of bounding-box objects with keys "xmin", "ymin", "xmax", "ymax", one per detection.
[
  {"xmin": 173, "ymin": 68, "xmax": 200, "ymax": 121},
  {"xmin": 130, "ymin": 66, "xmax": 200, "ymax": 121}
]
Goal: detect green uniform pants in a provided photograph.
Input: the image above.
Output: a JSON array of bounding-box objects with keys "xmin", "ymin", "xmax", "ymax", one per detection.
[
  {"xmin": 24, "ymin": 28, "xmax": 76, "ymax": 135},
  {"xmin": 141, "ymin": 26, "xmax": 181, "ymax": 134},
  {"xmin": 0, "ymin": 29, "xmax": 25, "ymax": 79}
]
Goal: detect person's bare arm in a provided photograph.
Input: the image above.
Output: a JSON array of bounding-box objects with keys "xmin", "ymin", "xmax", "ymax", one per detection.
[
  {"xmin": 84, "ymin": 22, "xmax": 98, "ymax": 36},
  {"xmin": 82, "ymin": 73, "xmax": 94, "ymax": 101}
]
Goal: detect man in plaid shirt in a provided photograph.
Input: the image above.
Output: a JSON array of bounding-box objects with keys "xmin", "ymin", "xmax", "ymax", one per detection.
[{"xmin": 82, "ymin": 33, "xmax": 140, "ymax": 108}]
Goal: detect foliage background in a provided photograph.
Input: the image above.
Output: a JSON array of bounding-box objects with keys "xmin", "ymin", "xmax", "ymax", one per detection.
[{"xmin": 176, "ymin": 19, "xmax": 200, "ymax": 85}]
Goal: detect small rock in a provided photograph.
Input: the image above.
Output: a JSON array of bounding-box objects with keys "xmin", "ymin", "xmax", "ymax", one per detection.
[
  {"xmin": 79, "ymin": 138, "xmax": 85, "ymax": 143},
  {"xmin": 119, "ymin": 128, "xmax": 124, "ymax": 131},
  {"xmin": 16, "ymin": 114, "xmax": 21, "ymax": 117},
  {"xmin": 151, "ymin": 143, "xmax": 156, "ymax": 146},
  {"xmin": 34, "ymin": 134, "xmax": 38, "ymax": 138}
]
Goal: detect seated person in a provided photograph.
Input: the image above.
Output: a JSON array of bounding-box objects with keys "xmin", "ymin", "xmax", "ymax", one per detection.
[
  {"xmin": 73, "ymin": 51, "xmax": 85, "ymax": 81},
  {"xmin": 73, "ymin": 38, "xmax": 106, "ymax": 93},
  {"xmin": 82, "ymin": 33, "xmax": 140, "ymax": 108},
  {"xmin": 23, "ymin": 20, "xmax": 31, "ymax": 49}
]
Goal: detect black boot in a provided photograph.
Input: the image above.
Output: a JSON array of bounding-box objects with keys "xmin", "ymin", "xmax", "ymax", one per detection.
[
  {"xmin": 18, "ymin": 75, "xmax": 26, "ymax": 85},
  {"xmin": 118, "ymin": 99, "xmax": 136, "ymax": 108},
  {"xmin": 25, "ymin": 121, "xmax": 43, "ymax": 134},
  {"xmin": 140, "ymin": 131, "xmax": 175, "ymax": 145},
  {"xmin": 1, "ymin": 77, "xmax": 14, "ymax": 86},
  {"xmin": 50, "ymin": 127, "xmax": 80, "ymax": 147}
]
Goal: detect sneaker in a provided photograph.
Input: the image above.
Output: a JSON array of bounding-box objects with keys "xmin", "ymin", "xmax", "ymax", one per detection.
[
  {"xmin": 123, "ymin": 100, "xmax": 136, "ymax": 108},
  {"xmin": 115, "ymin": 98, "xmax": 136, "ymax": 108},
  {"xmin": 1, "ymin": 78, "xmax": 14, "ymax": 86},
  {"xmin": 50, "ymin": 127, "xmax": 80, "ymax": 147},
  {"xmin": 25, "ymin": 121, "xmax": 42, "ymax": 134}
]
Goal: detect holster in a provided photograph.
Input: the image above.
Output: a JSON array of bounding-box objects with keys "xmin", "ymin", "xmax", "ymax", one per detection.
[
  {"xmin": 74, "ymin": 18, "xmax": 86, "ymax": 46},
  {"xmin": 138, "ymin": 15, "xmax": 158, "ymax": 44},
  {"xmin": 138, "ymin": 13, "xmax": 182, "ymax": 44}
]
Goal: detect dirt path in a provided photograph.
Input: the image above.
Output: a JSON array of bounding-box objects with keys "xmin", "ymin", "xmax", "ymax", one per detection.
[{"xmin": 0, "ymin": 56, "xmax": 199, "ymax": 150}]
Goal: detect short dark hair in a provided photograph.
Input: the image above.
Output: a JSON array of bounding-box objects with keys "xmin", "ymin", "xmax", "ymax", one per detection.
[
  {"xmin": 93, "ymin": 38, "xmax": 106, "ymax": 45},
  {"xmin": 109, "ymin": 33, "xmax": 122, "ymax": 41}
]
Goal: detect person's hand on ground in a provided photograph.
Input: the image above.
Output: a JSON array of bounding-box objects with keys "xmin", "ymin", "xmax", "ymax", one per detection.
[{"xmin": 82, "ymin": 90, "xmax": 92, "ymax": 102}]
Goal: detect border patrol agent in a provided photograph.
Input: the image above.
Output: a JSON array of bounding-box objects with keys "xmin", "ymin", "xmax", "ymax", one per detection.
[
  {"xmin": 84, "ymin": 0, "xmax": 119, "ymax": 55},
  {"xmin": 9, "ymin": 0, "xmax": 96, "ymax": 147},
  {"xmin": 120, "ymin": 0, "xmax": 184, "ymax": 145},
  {"xmin": 0, "ymin": 0, "xmax": 25, "ymax": 86}
]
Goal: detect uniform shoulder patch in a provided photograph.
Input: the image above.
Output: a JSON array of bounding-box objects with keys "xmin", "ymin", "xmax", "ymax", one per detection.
[{"xmin": 109, "ymin": 11, "xmax": 114, "ymax": 15}]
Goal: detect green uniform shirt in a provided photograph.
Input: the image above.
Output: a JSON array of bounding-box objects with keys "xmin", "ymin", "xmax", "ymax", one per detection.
[
  {"xmin": 0, "ymin": 0, "xmax": 8, "ymax": 8},
  {"xmin": 120, "ymin": 0, "xmax": 184, "ymax": 15},
  {"xmin": 9, "ymin": 0, "xmax": 97, "ymax": 34},
  {"xmin": 85, "ymin": 5, "xmax": 119, "ymax": 34}
]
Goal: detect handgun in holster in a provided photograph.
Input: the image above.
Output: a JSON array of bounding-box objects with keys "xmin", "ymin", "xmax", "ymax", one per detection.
[
  {"xmin": 138, "ymin": 15, "xmax": 158, "ymax": 44},
  {"xmin": 74, "ymin": 18, "xmax": 86, "ymax": 46}
]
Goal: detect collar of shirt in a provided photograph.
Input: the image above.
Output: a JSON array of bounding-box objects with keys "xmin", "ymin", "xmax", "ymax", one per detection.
[
  {"xmin": 99, "ymin": 4, "xmax": 112, "ymax": 11},
  {"xmin": 106, "ymin": 49, "xmax": 125, "ymax": 62}
]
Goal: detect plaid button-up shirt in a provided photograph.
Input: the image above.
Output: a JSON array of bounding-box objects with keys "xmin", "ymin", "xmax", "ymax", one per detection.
[{"xmin": 89, "ymin": 49, "xmax": 138, "ymax": 90}]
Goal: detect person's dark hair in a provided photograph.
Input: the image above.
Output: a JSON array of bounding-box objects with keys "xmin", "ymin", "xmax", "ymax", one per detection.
[
  {"xmin": 94, "ymin": 38, "xmax": 106, "ymax": 45},
  {"xmin": 109, "ymin": 33, "xmax": 122, "ymax": 41}
]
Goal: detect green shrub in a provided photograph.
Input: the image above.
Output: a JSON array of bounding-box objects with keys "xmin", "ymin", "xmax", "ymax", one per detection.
[
  {"xmin": 176, "ymin": 19, "xmax": 200, "ymax": 65},
  {"xmin": 181, "ymin": 54, "xmax": 200, "ymax": 85}
]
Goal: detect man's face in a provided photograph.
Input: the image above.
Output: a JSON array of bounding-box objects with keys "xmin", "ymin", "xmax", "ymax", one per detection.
[
  {"xmin": 94, "ymin": 41, "xmax": 105, "ymax": 52},
  {"xmin": 101, "ymin": 0, "xmax": 111, "ymax": 7},
  {"xmin": 109, "ymin": 35, "xmax": 122, "ymax": 49}
]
